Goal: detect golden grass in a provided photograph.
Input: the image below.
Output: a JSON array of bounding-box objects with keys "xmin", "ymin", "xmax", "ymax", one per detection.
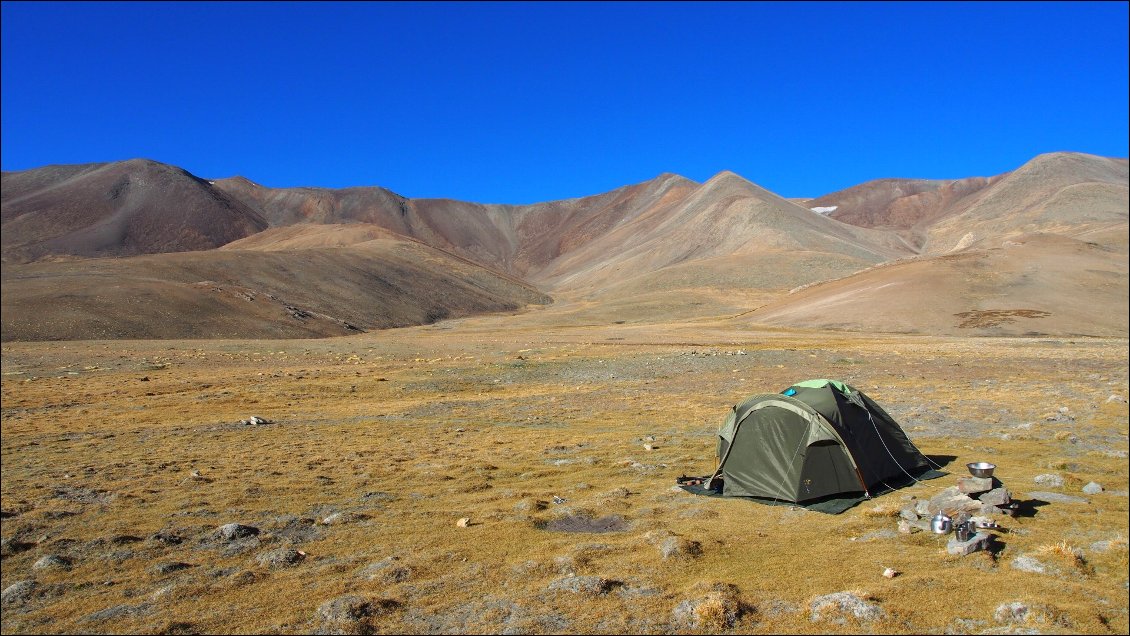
[{"xmin": 2, "ymin": 315, "xmax": 1128, "ymax": 634}]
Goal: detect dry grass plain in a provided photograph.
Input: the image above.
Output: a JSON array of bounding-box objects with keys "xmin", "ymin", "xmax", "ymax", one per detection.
[{"xmin": 2, "ymin": 306, "xmax": 1127, "ymax": 634}]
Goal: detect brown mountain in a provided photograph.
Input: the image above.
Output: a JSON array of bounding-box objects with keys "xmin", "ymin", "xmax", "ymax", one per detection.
[
  {"xmin": 2, "ymin": 152, "xmax": 1126, "ymax": 340},
  {"xmin": 745, "ymin": 233, "xmax": 1128, "ymax": 337},
  {"xmin": 804, "ymin": 176, "xmax": 1002, "ymax": 251},
  {"xmin": 920, "ymin": 152, "xmax": 1129, "ymax": 254},
  {"xmin": 1, "ymin": 159, "xmax": 267, "ymax": 263},
  {"xmin": 1, "ymin": 230, "xmax": 549, "ymax": 341}
]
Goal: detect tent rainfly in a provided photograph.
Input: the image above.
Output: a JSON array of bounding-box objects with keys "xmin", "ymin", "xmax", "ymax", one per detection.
[{"xmin": 705, "ymin": 379, "xmax": 935, "ymax": 504}]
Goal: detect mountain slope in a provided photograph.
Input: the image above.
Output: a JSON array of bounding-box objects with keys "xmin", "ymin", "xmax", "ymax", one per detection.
[
  {"xmin": 746, "ymin": 233, "xmax": 1128, "ymax": 337},
  {"xmin": 1, "ymin": 160, "xmax": 267, "ymax": 263},
  {"xmin": 534, "ymin": 171, "xmax": 916, "ymax": 295},
  {"xmin": 1, "ymin": 233, "xmax": 549, "ymax": 341},
  {"xmin": 922, "ymin": 152, "xmax": 1129, "ymax": 253}
]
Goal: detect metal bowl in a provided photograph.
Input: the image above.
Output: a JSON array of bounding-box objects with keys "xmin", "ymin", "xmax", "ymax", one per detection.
[{"xmin": 967, "ymin": 462, "xmax": 996, "ymax": 478}]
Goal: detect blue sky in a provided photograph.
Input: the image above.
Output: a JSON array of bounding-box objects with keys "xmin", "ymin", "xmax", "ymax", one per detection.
[{"xmin": 2, "ymin": 1, "xmax": 1127, "ymax": 203}]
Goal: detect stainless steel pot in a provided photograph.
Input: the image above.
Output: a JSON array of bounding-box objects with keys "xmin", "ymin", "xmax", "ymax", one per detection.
[{"xmin": 930, "ymin": 513, "xmax": 952, "ymax": 534}]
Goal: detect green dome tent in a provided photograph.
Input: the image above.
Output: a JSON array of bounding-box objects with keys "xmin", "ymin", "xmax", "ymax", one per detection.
[{"xmin": 692, "ymin": 380, "xmax": 941, "ymax": 512}]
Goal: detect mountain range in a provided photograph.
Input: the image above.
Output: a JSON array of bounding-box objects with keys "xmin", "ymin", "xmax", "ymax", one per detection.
[{"xmin": 2, "ymin": 151, "xmax": 1126, "ymax": 340}]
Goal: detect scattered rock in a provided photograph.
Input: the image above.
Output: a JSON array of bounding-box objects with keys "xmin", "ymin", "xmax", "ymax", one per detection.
[
  {"xmin": 456, "ymin": 517, "xmax": 471, "ymax": 528},
  {"xmin": 672, "ymin": 582, "xmax": 743, "ymax": 630},
  {"xmin": 760, "ymin": 599, "xmax": 801, "ymax": 618},
  {"xmin": 316, "ymin": 594, "xmax": 399, "ymax": 633},
  {"xmin": 1010, "ymin": 555, "xmax": 1048, "ymax": 574},
  {"xmin": 809, "ymin": 591, "xmax": 884, "ymax": 623},
  {"xmin": 356, "ymin": 556, "xmax": 402, "ymax": 581},
  {"xmin": 240, "ymin": 415, "xmax": 273, "ymax": 426},
  {"xmin": 513, "ymin": 499, "xmax": 547, "ymax": 513},
  {"xmin": 32, "ymin": 554, "xmax": 73, "ymax": 571},
  {"xmin": 256, "ymin": 547, "xmax": 306, "ymax": 569},
  {"xmin": 1, "ymin": 580, "xmax": 38, "ymax": 607},
  {"xmin": 1028, "ymin": 491, "xmax": 1088, "ymax": 504},
  {"xmin": 1082, "ymin": 482, "xmax": 1103, "ymax": 495},
  {"xmin": 946, "ymin": 531, "xmax": 991, "ymax": 556},
  {"xmin": 547, "ymin": 575, "xmax": 619, "ymax": 596},
  {"xmin": 151, "ymin": 562, "xmax": 195, "ymax": 575},
  {"xmin": 659, "ymin": 536, "xmax": 702, "ymax": 560},
  {"xmin": 994, "ymin": 601, "xmax": 1031, "ymax": 623},
  {"xmin": 882, "ymin": 568, "xmax": 899, "ymax": 578},
  {"xmin": 540, "ymin": 512, "xmax": 629, "ymax": 534},
  {"xmin": 956, "ymin": 476, "xmax": 994, "ymax": 495},
  {"xmin": 214, "ymin": 523, "xmax": 260, "ymax": 541},
  {"xmin": 320, "ymin": 511, "xmax": 369, "ymax": 526},
  {"xmin": 0, "ymin": 537, "xmax": 37, "ymax": 557},
  {"xmin": 82, "ymin": 602, "xmax": 152, "ymax": 623},
  {"xmin": 1033, "ymin": 473, "xmax": 1065, "ymax": 488}
]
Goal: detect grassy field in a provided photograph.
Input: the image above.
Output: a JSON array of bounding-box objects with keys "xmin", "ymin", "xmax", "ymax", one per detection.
[{"xmin": 2, "ymin": 310, "xmax": 1127, "ymax": 634}]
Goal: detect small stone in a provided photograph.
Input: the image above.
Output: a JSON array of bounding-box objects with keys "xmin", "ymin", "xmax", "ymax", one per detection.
[
  {"xmin": 547, "ymin": 575, "xmax": 617, "ymax": 596},
  {"xmin": 643, "ymin": 444, "xmax": 656, "ymax": 451},
  {"xmin": 1106, "ymin": 394, "xmax": 1126, "ymax": 403},
  {"xmin": 32, "ymin": 554, "xmax": 72, "ymax": 571},
  {"xmin": 151, "ymin": 562, "xmax": 194, "ymax": 575},
  {"xmin": 1, "ymin": 580, "xmax": 38, "ymax": 607},
  {"xmin": 659, "ymin": 536, "xmax": 702, "ymax": 560},
  {"xmin": 1082, "ymin": 482, "xmax": 1103, "ymax": 495},
  {"xmin": 1010, "ymin": 554, "xmax": 1048, "ymax": 574},
  {"xmin": 456, "ymin": 517, "xmax": 470, "ymax": 528},
  {"xmin": 1033, "ymin": 473, "xmax": 1065, "ymax": 488},
  {"xmin": 994, "ymin": 601, "xmax": 1030, "ymax": 623},
  {"xmin": 317, "ymin": 594, "xmax": 397, "ymax": 625},
  {"xmin": 882, "ymin": 567, "xmax": 898, "ymax": 578},
  {"xmin": 898, "ymin": 506, "xmax": 918, "ymax": 521},
  {"xmin": 214, "ymin": 523, "xmax": 260, "ymax": 541},
  {"xmin": 255, "ymin": 547, "xmax": 306, "ymax": 568},
  {"xmin": 321, "ymin": 511, "xmax": 369, "ymax": 525},
  {"xmin": 809, "ymin": 591, "xmax": 885, "ymax": 623},
  {"xmin": 1028, "ymin": 491, "xmax": 1088, "ymax": 504}
]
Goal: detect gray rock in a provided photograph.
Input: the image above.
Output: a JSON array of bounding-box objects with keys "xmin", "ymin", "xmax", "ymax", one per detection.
[
  {"xmin": 761, "ymin": 599, "xmax": 801, "ymax": 618},
  {"xmin": 32, "ymin": 554, "xmax": 72, "ymax": 571},
  {"xmin": 214, "ymin": 523, "xmax": 260, "ymax": 541},
  {"xmin": 256, "ymin": 547, "xmax": 306, "ymax": 568},
  {"xmin": 978, "ymin": 487, "xmax": 1011, "ymax": 507},
  {"xmin": 82, "ymin": 602, "xmax": 152, "ymax": 623},
  {"xmin": 659, "ymin": 536, "xmax": 702, "ymax": 559},
  {"xmin": 946, "ymin": 531, "xmax": 991, "ymax": 556},
  {"xmin": 1033, "ymin": 473, "xmax": 1064, "ymax": 488},
  {"xmin": 1, "ymin": 580, "xmax": 38, "ymax": 607},
  {"xmin": 547, "ymin": 575, "xmax": 617, "ymax": 596},
  {"xmin": 320, "ymin": 511, "xmax": 369, "ymax": 526},
  {"xmin": 1028, "ymin": 491, "xmax": 1088, "ymax": 504},
  {"xmin": 671, "ymin": 584, "xmax": 743, "ymax": 630},
  {"xmin": 316, "ymin": 594, "xmax": 399, "ymax": 630},
  {"xmin": 1082, "ymin": 481, "xmax": 1103, "ymax": 495},
  {"xmin": 899, "ymin": 506, "xmax": 919, "ymax": 521},
  {"xmin": 1010, "ymin": 555, "xmax": 1048, "ymax": 574},
  {"xmin": 809, "ymin": 591, "xmax": 884, "ymax": 623},
  {"xmin": 994, "ymin": 601, "xmax": 1030, "ymax": 623},
  {"xmin": 957, "ymin": 476, "xmax": 994, "ymax": 495},
  {"xmin": 151, "ymin": 562, "xmax": 195, "ymax": 575},
  {"xmin": 356, "ymin": 556, "xmax": 401, "ymax": 581}
]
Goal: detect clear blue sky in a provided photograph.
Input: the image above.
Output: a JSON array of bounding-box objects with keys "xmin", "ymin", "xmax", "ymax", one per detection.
[{"xmin": 2, "ymin": 1, "xmax": 1127, "ymax": 203}]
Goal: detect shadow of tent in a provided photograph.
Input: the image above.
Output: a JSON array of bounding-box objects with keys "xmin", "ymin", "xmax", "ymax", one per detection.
[
  {"xmin": 1012, "ymin": 498, "xmax": 1050, "ymax": 518},
  {"xmin": 925, "ymin": 454, "xmax": 958, "ymax": 469}
]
